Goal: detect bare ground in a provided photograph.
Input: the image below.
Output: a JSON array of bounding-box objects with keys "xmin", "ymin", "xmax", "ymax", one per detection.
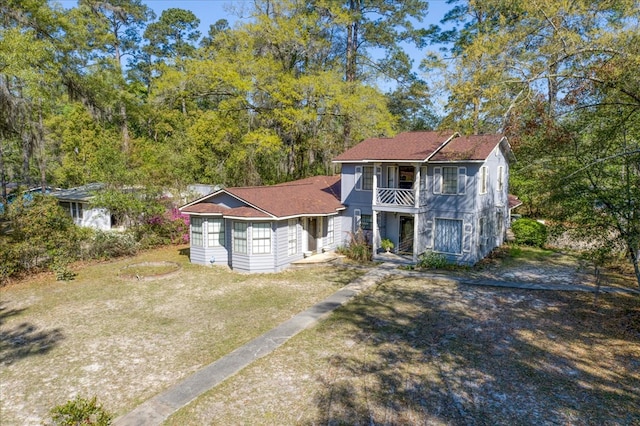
[
  {"xmin": 166, "ymin": 276, "xmax": 640, "ymax": 425},
  {"xmin": 2, "ymin": 245, "xmax": 639, "ymax": 425},
  {"xmin": 0, "ymin": 246, "xmax": 361, "ymax": 425}
]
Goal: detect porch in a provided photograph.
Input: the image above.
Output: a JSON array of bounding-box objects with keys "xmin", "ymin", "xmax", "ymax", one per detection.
[
  {"xmin": 375, "ymin": 187, "xmax": 416, "ymax": 207},
  {"xmin": 374, "ymin": 251, "xmax": 415, "ymax": 265}
]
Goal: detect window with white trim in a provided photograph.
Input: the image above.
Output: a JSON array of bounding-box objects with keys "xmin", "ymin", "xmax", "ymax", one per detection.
[
  {"xmin": 327, "ymin": 216, "xmax": 334, "ymax": 244},
  {"xmin": 73, "ymin": 202, "xmax": 83, "ymax": 220},
  {"xmin": 288, "ymin": 219, "xmax": 297, "ymax": 256},
  {"xmin": 442, "ymin": 167, "xmax": 458, "ymax": 194},
  {"xmin": 252, "ymin": 222, "xmax": 271, "ymax": 254},
  {"xmin": 207, "ymin": 218, "xmax": 225, "ymax": 247},
  {"xmin": 191, "ymin": 217, "xmax": 203, "ymax": 247},
  {"xmin": 356, "ymin": 166, "xmax": 381, "ymax": 191},
  {"xmin": 497, "ymin": 166, "xmax": 504, "ymax": 191},
  {"xmin": 480, "ymin": 166, "xmax": 488, "ymax": 194},
  {"xmin": 233, "ymin": 222, "xmax": 247, "ymax": 254}
]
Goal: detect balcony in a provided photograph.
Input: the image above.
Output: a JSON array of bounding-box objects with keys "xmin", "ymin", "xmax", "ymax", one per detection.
[{"xmin": 375, "ymin": 187, "xmax": 416, "ymax": 207}]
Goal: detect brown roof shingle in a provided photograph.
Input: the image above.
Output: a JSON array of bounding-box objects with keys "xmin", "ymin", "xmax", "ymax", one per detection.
[
  {"xmin": 430, "ymin": 134, "xmax": 505, "ymax": 162},
  {"xmin": 333, "ymin": 131, "xmax": 457, "ymax": 162},
  {"xmin": 181, "ymin": 175, "xmax": 343, "ymax": 219}
]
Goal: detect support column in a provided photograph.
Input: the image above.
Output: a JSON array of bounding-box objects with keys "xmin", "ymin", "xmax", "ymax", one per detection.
[
  {"xmin": 413, "ymin": 213, "xmax": 419, "ymax": 262},
  {"xmin": 372, "ymin": 210, "xmax": 379, "ymax": 256},
  {"xmin": 414, "ymin": 163, "xmax": 421, "ymax": 208}
]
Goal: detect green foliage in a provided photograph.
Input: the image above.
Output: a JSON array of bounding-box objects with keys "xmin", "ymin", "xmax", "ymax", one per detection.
[
  {"xmin": 381, "ymin": 238, "xmax": 394, "ymax": 252},
  {"xmin": 91, "ymin": 189, "xmax": 164, "ymax": 229},
  {"xmin": 7, "ymin": 195, "xmax": 81, "ymax": 270},
  {"xmin": 49, "ymin": 395, "xmax": 112, "ymax": 426},
  {"xmin": 88, "ymin": 231, "xmax": 139, "ymax": 259},
  {"xmin": 416, "ymin": 251, "xmax": 449, "ymax": 269},
  {"xmin": 511, "ymin": 218, "xmax": 547, "ymax": 248},
  {"xmin": 338, "ymin": 229, "xmax": 372, "ymax": 262}
]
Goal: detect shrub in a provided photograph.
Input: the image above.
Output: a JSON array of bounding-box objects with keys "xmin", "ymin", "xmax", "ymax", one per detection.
[
  {"xmin": 511, "ymin": 218, "xmax": 547, "ymax": 247},
  {"xmin": 338, "ymin": 229, "xmax": 372, "ymax": 262},
  {"xmin": 49, "ymin": 395, "xmax": 112, "ymax": 425},
  {"xmin": 89, "ymin": 231, "xmax": 139, "ymax": 259},
  {"xmin": 416, "ymin": 251, "xmax": 449, "ymax": 269}
]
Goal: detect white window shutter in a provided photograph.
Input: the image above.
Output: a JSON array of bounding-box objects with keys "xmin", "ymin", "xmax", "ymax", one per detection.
[
  {"xmin": 433, "ymin": 167, "xmax": 442, "ymax": 194},
  {"xmin": 354, "ymin": 209, "xmax": 361, "ymax": 231},
  {"xmin": 463, "ymin": 222, "xmax": 472, "ymax": 252},
  {"xmin": 458, "ymin": 167, "xmax": 467, "ymax": 194},
  {"xmin": 355, "ymin": 166, "xmax": 362, "ymax": 191},
  {"xmin": 424, "ymin": 219, "xmax": 433, "ymax": 249}
]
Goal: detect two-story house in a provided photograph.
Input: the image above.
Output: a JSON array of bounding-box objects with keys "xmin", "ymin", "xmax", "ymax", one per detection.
[
  {"xmin": 334, "ymin": 131, "xmax": 515, "ymax": 265},
  {"xmin": 179, "ymin": 131, "xmax": 515, "ymax": 272}
]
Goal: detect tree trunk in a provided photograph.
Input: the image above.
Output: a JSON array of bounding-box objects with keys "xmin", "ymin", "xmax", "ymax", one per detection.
[
  {"xmin": 345, "ymin": 0, "xmax": 359, "ymax": 83},
  {"xmin": 121, "ymin": 103, "xmax": 130, "ymax": 153},
  {"xmin": 630, "ymin": 245, "xmax": 640, "ymax": 289},
  {"xmin": 0, "ymin": 133, "xmax": 6, "ymax": 201}
]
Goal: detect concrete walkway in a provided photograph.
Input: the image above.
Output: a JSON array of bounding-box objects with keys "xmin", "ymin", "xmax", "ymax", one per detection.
[{"xmin": 114, "ymin": 262, "xmax": 639, "ymax": 425}]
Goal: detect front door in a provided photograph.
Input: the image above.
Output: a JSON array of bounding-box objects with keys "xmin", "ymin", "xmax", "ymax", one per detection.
[
  {"xmin": 307, "ymin": 218, "xmax": 317, "ymax": 252},
  {"xmin": 398, "ymin": 216, "xmax": 414, "ymax": 254}
]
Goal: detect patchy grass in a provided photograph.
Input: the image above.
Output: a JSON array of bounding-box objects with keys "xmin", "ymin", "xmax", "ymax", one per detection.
[
  {"xmin": 0, "ymin": 245, "xmax": 364, "ymax": 425},
  {"xmin": 167, "ymin": 277, "xmax": 640, "ymax": 425}
]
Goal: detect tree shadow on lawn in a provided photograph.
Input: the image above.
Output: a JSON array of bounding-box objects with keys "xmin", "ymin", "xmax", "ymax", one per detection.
[
  {"xmin": 0, "ymin": 303, "xmax": 64, "ymax": 365},
  {"xmin": 310, "ymin": 278, "xmax": 640, "ymax": 425}
]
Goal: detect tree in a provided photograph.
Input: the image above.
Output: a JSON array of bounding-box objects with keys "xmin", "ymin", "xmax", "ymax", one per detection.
[
  {"xmin": 77, "ymin": 0, "xmax": 155, "ymax": 152},
  {"xmin": 431, "ymin": 0, "xmax": 640, "ymax": 285}
]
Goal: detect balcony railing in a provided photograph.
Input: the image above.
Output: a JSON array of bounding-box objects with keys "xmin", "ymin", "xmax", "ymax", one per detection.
[{"xmin": 376, "ymin": 187, "xmax": 416, "ymax": 207}]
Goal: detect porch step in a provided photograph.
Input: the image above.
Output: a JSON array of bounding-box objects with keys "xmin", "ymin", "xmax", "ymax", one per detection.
[{"xmin": 291, "ymin": 252, "xmax": 344, "ymax": 268}]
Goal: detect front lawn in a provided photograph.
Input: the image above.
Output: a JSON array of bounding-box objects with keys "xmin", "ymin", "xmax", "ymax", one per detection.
[
  {"xmin": 167, "ymin": 276, "xmax": 640, "ymax": 425},
  {"xmin": 0, "ymin": 245, "xmax": 363, "ymax": 424}
]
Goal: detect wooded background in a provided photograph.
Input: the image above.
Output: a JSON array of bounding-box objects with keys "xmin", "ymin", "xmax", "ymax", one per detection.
[{"xmin": 1, "ymin": 0, "xmax": 639, "ymax": 281}]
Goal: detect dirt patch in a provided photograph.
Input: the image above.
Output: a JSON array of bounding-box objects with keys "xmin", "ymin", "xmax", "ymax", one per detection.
[
  {"xmin": 0, "ymin": 246, "xmax": 362, "ymax": 425},
  {"xmin": 118, "ymin": 261, "xmax": 181, "ymax": 281}
]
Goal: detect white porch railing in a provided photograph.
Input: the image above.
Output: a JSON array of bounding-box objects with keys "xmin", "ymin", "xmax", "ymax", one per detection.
[{"xmin": 376, "ymin": 188, "xmax": 416, "ymax": 207}]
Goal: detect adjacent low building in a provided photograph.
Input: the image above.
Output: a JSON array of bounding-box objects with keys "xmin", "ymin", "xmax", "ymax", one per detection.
[{"xmin": 50, "ymin": 183, "xmax": 115, "ymax": 230}]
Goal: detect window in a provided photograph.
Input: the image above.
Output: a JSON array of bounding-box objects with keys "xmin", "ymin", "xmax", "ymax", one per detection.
[
  {"xmin": 434, "ymin": 166, "xmax": 466, "ymax": 195},
  {"xmin": 480, "ymin": 166, "xmax": 488, "ymax": 194},
  {"xmin": 434, "ymin": 219, "xmax": 463, "ymax": 254},
  {"xmin": 73, "ymin": 202, "xmax": 83, "ymax": 220},
  {"xmin": 191, "ymin": 217, "xmax": 203, "ymax": 247},
  {"xmin": 207, "ymin": 218, "xmax": 225, "ymax": 247},
  {"xmin": 361, "ymin": 214, "xmax": 373, "ymax": 231},
  {"xmin": 252, "ymin": 222, "xmax": 271, "ymax": 254},
  {"xmin": 361, "ymin": 166, "xmax": 374, "ymax": 190},
  {"xmin": 288, "ymin": 219, "xmax": 297, "ymax": 256},
  {"xmin": 356, "ymin": 166, "xmax": 380, "ymax": 191},
  {"xmin": 497, "ymin": 166, "xmax": 504, "ymax": 191},
  {"xmin": 326, "ymin": 216, "xmax": 334, "ymax": 244},
  {"xmin": 233, "ymin": 222, "xmax": 247, "ymax": 254},
  {"xmin": 442, "ymin": 167, "xmax": 458, "ymax": 194}
]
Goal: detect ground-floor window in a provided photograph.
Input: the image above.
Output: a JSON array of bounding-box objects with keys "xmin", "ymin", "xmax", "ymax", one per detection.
[
  {"xmin": 326, "ymin": 216, "xmax": 334, "ymax": 244},
  {"xmin": 288, "ymin": 219, "xmax": 297, "ymax": 255},
  {"xmin": 252, "ymin": 222, "xmax": 271, "ymax": 254},
  {"xmin": 59, "ymin": 201, "xmax": 83, "ymax": 221},
  {"xmin": 361, "ymin": 214, "xmax": 373, "ymax": 231},
  {"xmin": 434, "ymin": 218, "xmax": 463, "ymax": 254},
  {"xmin": 191, "ymin": 217, "xmax": 203, "ymax": 247},
  {"xmin": 233, "ymin": 222, "xmax": 247, "ymax": 254},
  {"xmin": 207, "ymin": 218, "xmax": 225, "ymax": 247}
]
